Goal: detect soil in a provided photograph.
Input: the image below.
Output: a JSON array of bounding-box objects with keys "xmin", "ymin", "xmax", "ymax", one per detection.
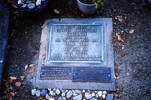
[{"xmin": 0, "ymin": 0, "xmax": 151, "ymax": 100}]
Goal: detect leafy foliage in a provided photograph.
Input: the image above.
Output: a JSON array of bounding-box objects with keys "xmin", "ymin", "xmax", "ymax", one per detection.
[{"xmin": 94, "ymin": 0, "xmax": 104, "ymax": 8}]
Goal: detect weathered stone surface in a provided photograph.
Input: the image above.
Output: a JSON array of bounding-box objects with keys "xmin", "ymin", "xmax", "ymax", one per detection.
[{"xmin": 34, "ymin": 18, "xmax": 115, "ymax": 90}]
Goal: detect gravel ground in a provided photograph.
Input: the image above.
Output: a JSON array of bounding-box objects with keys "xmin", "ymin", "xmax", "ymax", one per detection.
[{"xmin": 0, "ymin": 0, "xmax": 151, "ymax": 100}]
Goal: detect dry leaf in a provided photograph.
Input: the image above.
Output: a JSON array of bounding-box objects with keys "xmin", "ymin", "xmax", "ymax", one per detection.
[
  {"xmin": 114, "ymin": 75, "xmax": 120, "ymax": 79},
  {"xmin": 9, "ymin": 79, "xmax": 13, "ymax": 84},
  {"xmin": 20, "ymin": 76, "xmax": 25, "ymax": 80},
  {"xmin": 4, "ymin": 82, "xmax": 9, "ymax": 87},
  {"xmin": 30, "ymin": 79, "xmax": 33, "ymax": 82},
  {"xmin": 41, "ymin": 25, "xmax": 44, "ymax": 29},
  {"xmin": 12, "ymin": 4, "xmax": 17, "ymax": 8},
  {"xmin": 10, "ymin": 92, "xmax": 15, "ymax": 97},
  {"xmin": 114, "ymin": 93, "xmax": 119, "ymax": 97},
  {"xmin": 15, "ymin": 82, "xmax": 22, "ymax": 87},
  {"xmin": 10, "ymin": 76, "xmax": 17, "ymax": 80},
  {"xmin": 129, "ymin": 29, "xmax": 135, "ymax": 34},
  {"xmin": 121, "ymin": 44, "xmax": 125, "ymax": 50},
  {"xmin": 29, "ymin": 64, "xmax": 34, "ymax": 68},
  {"xmin": 116, "ymin": 34, "xmax": 124, "ymax": 42},
  {"xmin": 24, "ymin": 32, "xmax": 28, "ymax": 34},
  {"xmin": 42, "ymin": 52, "xmax": 46, "ymax": 60},
  {"xmin": 40, "ymin": 62, "xmax": 45, "ymax": 65},
  {"xmin": 29, "ymin": 69, "xmax": 34, "ymax": 74},
  {"xmin": 25, "ymin": 64, "xmax": 29, "ymax": 70},
  {"xmin": 54, "ymin": 9, "xmax": 60, "ymax": 14},
  {"xmin": 9, "ymin": 96, "xmax": 12, "ymax": 100},
  {"xmin": 115, "ymin": 16, "xmax": 123, "ymax": 22}
]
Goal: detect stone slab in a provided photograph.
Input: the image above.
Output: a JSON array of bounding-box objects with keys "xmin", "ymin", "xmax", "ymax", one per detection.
[
  {"xmin": 33, "ymin": 18, "xmax": 115, "ymax": 91},
  {"xmin": 0, "ymin": 4, "xmax": 9, "ymax": 86}
]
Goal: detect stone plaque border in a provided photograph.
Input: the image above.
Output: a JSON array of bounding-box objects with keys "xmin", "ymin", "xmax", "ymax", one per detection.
[{"xmin": 33, "ymin": 18, "xmax": 116, "ymax": 91}]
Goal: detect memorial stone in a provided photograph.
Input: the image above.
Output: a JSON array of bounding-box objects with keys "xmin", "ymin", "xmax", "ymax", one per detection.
[{"xmin": 34, "ymin": 18, "xmax": 115, "ymax": 90}]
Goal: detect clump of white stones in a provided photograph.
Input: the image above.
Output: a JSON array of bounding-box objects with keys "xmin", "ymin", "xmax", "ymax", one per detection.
[
  {"xmin": 17, "ymin": 0, "xmax": 46, "ymax": 9},
  {"xmin": 31, "ymin": 88, "xmax": 109, "ymax": 100}
]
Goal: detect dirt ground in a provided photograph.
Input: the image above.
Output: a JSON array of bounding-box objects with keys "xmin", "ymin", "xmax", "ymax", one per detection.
[{"xmin": 0, "ymin": 0, "xmax": 151, "ymax": 100}]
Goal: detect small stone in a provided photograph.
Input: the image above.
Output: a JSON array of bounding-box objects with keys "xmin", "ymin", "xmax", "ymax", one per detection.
[
  {"xmin": 75, "ymin": 90, "xmax": 81, "ymax": 95},
  {"xmin": 98, "ymin": 91, "xmax": 102, "ymax": 97},
  {"xmin": 18, "ymin": 0, "xmax": 22, "ymax": 4},
  {"xmin": 60, "ymin": 89, "xmax": 65, "ymax": 92},
  {"xmin": 35, "ymin": 90, "xmax": 41, "ymax": 97},
  {"xmin": 31, "ymin": 89, "xmax": 36, "ymax": 95},
  {"xmin": 49, "ymin": 98, "xmax": 55, "ymax": 100},
  {"xmin": 46, "ymin": 94, "xmax": 51, "ymax": 99},
  {"xmin": 48, "ymin": 88, "xmax": 52, "ymax": 92},
  {"xmin": 41, "ymin": 89, "xmax": 48, "ymax": 96},
  {"xmin": 61, "ymin": 92, "xmax": 66, "ymax": 96},
  {"xmin": 49, "ymin": 91, "xmax": 56, "ymax": 96},
  {"xmin": 94, "ymin": 91, "xmax": 97, "ymax": 93},
  {"xmin": 73, "ymin": 95, "xmax": 82, "ymax": 100},
  {"xmin": 102, "ymin": 94, "xmax": 106, "ymax": 99},
  {"xmin": 27, "ymin": 3, "xmax": 35, "ymax": 9},
  {"xmin": 66, "ymin": 90, "xmax": 72, "ymax": 99},
  {"xmin": 103, "ymin": 91, "xmax": 107, "ymax": 95},
  {"xmin": 36, "ymin": 0, "xmax": 42, "ymax": 6},
  {"xmin": 56, "ymin": 89, "xmax": 61, "ymax": 95},
  {"xmin": 95, "ymin": 94, "xmax": 99, "ymax": 98},
  {"xmin": 106, "ymin": 94, "xmax": 113, "ymax": 100},
  {"xmin": 85, "ymin": 92, "xmax": 92, "ymax": 99},
  {"xmin": 22, "ymin": 4, "xmax": 27, "ymax": 8},
  {"xmin": 58, "ymin": 97, "xmax": 66, "ymax": 100},
  {"xmin": 82, "ymin": 90, "xmax": 85, "ymax": 93},
  {"xmin": 90, "ymin": 98, "xmax": 97, "ymax": 100},
  {"xmin": 91, "ymin": 92, "xmax": 95, "ymax": 97}
]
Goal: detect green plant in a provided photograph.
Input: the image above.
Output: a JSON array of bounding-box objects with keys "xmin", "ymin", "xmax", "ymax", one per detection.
[{"xmin": 94, "ymin": 0, "xmax": 104, "ymax": 8}]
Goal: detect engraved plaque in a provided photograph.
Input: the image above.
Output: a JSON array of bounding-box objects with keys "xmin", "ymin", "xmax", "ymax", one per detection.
[
  {"xmin": 40, "ymin": 66, "xmax": 72, "ymax": 80},
  {"xmin": 73, "ymin": 67, "xmax": 112, "ymax": 83},
  {"xmin": 46, "ymin": 24, "xmax": 106, "ymax": 66}
]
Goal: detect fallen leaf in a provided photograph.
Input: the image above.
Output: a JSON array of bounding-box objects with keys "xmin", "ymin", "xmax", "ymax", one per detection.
[
  {"xmin": 15, "ymin": 82, "xmax": 22, "ymax": 87},
  {"xmin": 115, "ymin": 16, "xmax": 123, "ymax": 22},
  {"xmin": 10, "ymin": 76, "xmax": 17, "ymax": 80},
  {"xmin": 29, "ymin": 64, "xmax": 34, "ymax": 68},
  {"xmin": 9, "ymin": 79, "xmax": 13, "ymax": 84},
  {"xmin": 42, "ymin": 52, "xmax": 46, "ymax": 60},
  {"xmin": 121, "ymin": 44, "xmax": 125, "ymax": 50},
  {"xmin": 116, "ymin": 34, "xmax": 124, "ymax": 42},
  {"xmin": 10, "ymin": 92, "xmax": 15, "ymax": 97},
  {"xmin": 41, "ymin": 25, "xmax": 45, "ymax": 29},
  {"xmin": 114, "ymin": 75, "xmax": 120, "ymax": 79},
  {"xmin": 25, "ymin": 64, "xmax": 29, "ymax": 70},
  {"xmin": 29, "ymin": 69, "xmax": 34, "ymax": 74},
  {"xmin": 40, "ymin": 62, "xmax": 45, "ymax": 65},
  {"xmin": 9, "ymin": 96, "xmax": 12, "ymax": 100},
  {"xmin": 129, "ymin": 29, "xmax": 135, "ymax": 34},
  {"xmin": 20, "ymin": 76, "xmax": 25, "ymax": 80},
  {"xmin": 24, "ymin": 32, "xmax": 28, "ymax": 34},
  {"xmin": 12, "ymin": 4, "xmax": 17, "ymax": 8},
  {"xmin": 54, "ymin": 9, "xmax": 60, "ymax": 14},
  {"xmin": 30, "ymin": 79, "xmax": 33, "ymax": 82},
  {"xmin": 4, "ymin": 82, "xmax": 9, "ymax": 87},
  {"xmin": 114, "ymin": 93, "xmax": 119, "ymax": 97}
]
